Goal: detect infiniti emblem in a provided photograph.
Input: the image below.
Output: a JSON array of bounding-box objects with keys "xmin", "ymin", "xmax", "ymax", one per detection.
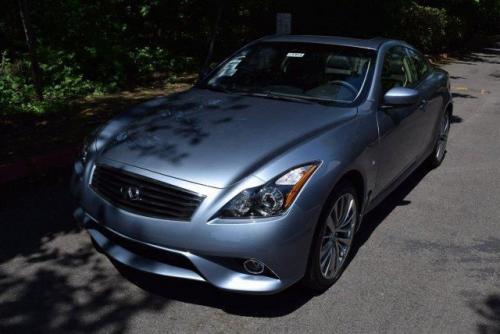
[{"xmin": 120, "ymin": 186, "xmax": 141, "ymax": 201}]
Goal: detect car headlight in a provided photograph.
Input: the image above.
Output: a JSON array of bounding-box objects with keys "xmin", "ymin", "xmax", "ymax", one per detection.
[{"xmin": 218, "ymin": 163, "xmax": 319, "ymax": 218}]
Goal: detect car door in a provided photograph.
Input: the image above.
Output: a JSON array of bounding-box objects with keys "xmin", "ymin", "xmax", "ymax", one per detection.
[
  {"xmin": 374, "ymin": 46, "xmax": 425, "ymax": 195},
  {"xmin": 406, "ymin": 48, "xmax": 443, "ymax": 155}
]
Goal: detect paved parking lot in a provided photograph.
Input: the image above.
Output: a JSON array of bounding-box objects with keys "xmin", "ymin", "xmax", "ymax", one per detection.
[{"xmin": 1, "ymin": 48, "xmax": 499, "ymax": 333}]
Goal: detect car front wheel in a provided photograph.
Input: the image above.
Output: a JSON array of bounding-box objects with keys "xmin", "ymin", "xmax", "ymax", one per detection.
[
  {"xmin": 304, "ymin": 181, "xmax": 358, "ymax": 290},
  {"xmin": 428, "ymin": 110, "xmax": 451, "ymax": 168}
]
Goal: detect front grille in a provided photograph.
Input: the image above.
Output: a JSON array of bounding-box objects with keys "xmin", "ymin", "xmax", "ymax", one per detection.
[{"xmin": 91, "ymin": 165, "xmax": 204, "ymax": 220}]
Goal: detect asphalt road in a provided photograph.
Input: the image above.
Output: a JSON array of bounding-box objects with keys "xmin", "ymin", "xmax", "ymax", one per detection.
[{"xmin": 1, "ymin": 47, "xmax": 499, "ymax": 334}]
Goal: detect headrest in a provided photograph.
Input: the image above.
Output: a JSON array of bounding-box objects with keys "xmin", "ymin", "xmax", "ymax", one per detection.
[{"xmin": 326, "ymin": 55, "xmax": 351, "ymax": 70}]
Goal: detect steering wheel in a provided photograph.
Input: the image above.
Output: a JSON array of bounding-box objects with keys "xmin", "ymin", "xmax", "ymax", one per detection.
[{"xmin": 328, "ymin": 80, "xmax": 358, "ymax": 96}]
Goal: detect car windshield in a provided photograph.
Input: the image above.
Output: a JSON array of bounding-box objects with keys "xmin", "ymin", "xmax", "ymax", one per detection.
[{"xmin": 202, "ymin": 42, "xmax": 375, "ymax": 103}]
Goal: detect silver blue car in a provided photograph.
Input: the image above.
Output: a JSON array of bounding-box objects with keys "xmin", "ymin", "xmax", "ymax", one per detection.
[{"xmin": 72, "ymin": 35, "xmax": 452, "ymax": 294}]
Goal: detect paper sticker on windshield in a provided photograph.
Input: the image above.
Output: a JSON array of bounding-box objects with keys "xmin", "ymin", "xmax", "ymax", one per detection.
[
  {"xmin": 220, "ymin": 55, "xmax": 245, "ymax": 76},
  {"xmin": 286, "ymin": 52, "xmax": 304, "ymax": 58}
]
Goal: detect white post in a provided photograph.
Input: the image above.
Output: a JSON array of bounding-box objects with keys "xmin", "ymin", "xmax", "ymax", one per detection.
[{"xmin": 276, "ymin": 13, "xmax": 292, "ymax": 35}]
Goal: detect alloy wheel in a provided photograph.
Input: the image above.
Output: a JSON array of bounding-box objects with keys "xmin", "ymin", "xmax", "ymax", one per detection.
[
  {"xmin": 435, "ymin": 112, "xmax": 451, "ymax": 162},
  {"xmin": 319, "ymin": 193, "xmax": 357, "ymax": 279}
]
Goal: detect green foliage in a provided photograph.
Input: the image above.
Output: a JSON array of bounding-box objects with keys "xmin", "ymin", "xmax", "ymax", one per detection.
[
  {"xmin": 1, "ymin": 0, "xmax": 499, "ymax": 115},
  {"xmin": 128, "ymin": 46, "xmax": 196, "ymax": 80},
  {"xmin": 38, "ymin": 48, "xmax": 97, "ymax": 99},
  {"xmin": 400, "ymin": 2, "xmax": 450, "ymax": 53},
  {"xmin": 0, "ymin": 52, "xmax": 33, "ymax": 112},
  {"xmin": 0, "ymin": 49, "xmax": 106, "ymax": 114}
]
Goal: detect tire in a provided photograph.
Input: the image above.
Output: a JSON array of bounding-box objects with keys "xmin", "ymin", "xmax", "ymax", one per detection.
[
  {"xmin": 427, "ymin": 110, "xmax": 451, "ymax": 169},
  {"xmin": 304, "ymin": 180, "xmax": 359, "ymax": 291}
]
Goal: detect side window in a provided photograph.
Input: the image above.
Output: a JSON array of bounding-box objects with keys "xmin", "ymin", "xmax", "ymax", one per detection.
[
  {"xmin": 381, "ymin": 46, "xmax": 418, "ymax": 94},
  {"xmin": 407, "ymin": 49, "xmax": 430, "ymax": 82}
]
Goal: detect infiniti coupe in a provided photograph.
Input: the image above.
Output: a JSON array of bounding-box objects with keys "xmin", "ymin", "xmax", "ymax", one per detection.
[{"xmin": 72, "ymin": 35, "xmax": 452, "ymax": 294}]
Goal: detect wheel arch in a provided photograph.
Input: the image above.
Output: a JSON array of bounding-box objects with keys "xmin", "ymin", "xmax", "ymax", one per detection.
[{"xmin": 337, "ymin": 169, "xmax": 366, "ymax": 211}]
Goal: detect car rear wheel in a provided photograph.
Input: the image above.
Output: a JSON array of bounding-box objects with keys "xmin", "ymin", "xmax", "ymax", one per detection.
[
  {"xmin": 304, "ymin": 181, "xmax": 358, "ymax": 291},
  {"xmin": 428, "ymin": 110, "xmax": 451, "ymax": 168}
]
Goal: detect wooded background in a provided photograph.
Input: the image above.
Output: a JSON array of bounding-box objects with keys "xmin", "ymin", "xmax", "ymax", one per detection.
[{"xmin": 1, "ymin": 0, "xmax": 499, "ymax": 115}]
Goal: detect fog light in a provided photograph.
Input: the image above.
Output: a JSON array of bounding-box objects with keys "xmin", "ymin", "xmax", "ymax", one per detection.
[{"xmin": 243, "ymin": 259, "xmax": 265, "ymax": 275}]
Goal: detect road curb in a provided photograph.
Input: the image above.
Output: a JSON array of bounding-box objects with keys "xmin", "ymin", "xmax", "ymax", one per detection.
[{"xmin": 0, "ymin": 147, "xmax": 78, "ymax": 185}]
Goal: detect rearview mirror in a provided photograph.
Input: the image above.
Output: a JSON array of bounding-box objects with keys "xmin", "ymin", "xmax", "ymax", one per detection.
[{"xmin": 383, "ymin": 87, "xmax": 419, "ymax": 107}]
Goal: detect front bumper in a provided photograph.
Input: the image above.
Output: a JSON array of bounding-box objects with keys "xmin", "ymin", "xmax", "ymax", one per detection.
[
  {"xmin": 75, "ymin": 208, "xmax": 294, "ymax": 293},
  {"xmin": 72, "ymin": 159, "xmax": 325, "ymax": 294}
]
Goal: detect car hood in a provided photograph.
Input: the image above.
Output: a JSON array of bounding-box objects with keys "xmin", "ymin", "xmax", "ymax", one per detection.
[{"xmin": 98, "ymin": 88, "xmax": 356, "ymax": 188}]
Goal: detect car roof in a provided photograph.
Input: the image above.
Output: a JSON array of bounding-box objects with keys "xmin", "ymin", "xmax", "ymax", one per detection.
[{"xmin": 259, "ymin": 35, "xmax": 394, "ymax": 50}]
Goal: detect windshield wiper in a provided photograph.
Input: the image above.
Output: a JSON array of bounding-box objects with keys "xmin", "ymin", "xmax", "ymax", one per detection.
[
  {"xmin": 203, "ymin": 85, "xmax": 335, "ymax": 104},
  {"xmin": 232, "ymin": 90, "xmax": 318, "ymax": 104},
  {"xmin": 204, "ymin": 85, "xmax": 264, "ymax": 98},
  {"xmin": 267, "ymin": 91, "xmax": 336, "ymax": 104}
]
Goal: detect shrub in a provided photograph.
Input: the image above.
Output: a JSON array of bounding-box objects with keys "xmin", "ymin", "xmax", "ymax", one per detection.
[
  {"xmin": 0, "ymin": 52, "xmax": 38, "ymax": 114},
  {"xmin": 0, "ymin": 49, "xmax": 107, "ymax": 115},
  {"xmin": 128, "ymin": 46, "xmax": 196, "ymax": 81},
  {"xmin": 399, "ymin": 2, "xmax": 450, "ymax": 53}
]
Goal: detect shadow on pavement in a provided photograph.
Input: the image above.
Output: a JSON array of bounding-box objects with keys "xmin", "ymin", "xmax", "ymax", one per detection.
[
  {"xmin": 348, "ymin": 163, "xmax": 431, "ymax": 265},
  {"xmin": 116, "ymin": 263, "xmax": 318, "ymax": 317},
  {"xmin": 452, "ymin": 44, "xmax": 500, "ymax": 65},
  {"xmin": 0, "ymin": 170, "xmax": 170, "ymax": 333},
  {"xmin": 452, "ymin": 92, "xmax": 478, "ymax": 99},
  {"xmin": 0, "ymin": 169, "xmax": 77, "ymax": 263},
  {"xmin": 451, "ymin": 115, "xmax": 464, "ymax": 124},
  {"xmin": 470, "ymin": 294, "xmax": 500, "ymax": 334}
]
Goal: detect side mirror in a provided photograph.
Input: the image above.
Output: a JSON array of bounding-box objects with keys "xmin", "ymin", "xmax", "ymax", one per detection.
[{"xmin": 383, "ymin": 87, "xmax": 419, "ymax": 108}]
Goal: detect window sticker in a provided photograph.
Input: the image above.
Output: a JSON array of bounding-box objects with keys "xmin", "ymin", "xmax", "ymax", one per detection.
[
  {"xmin": 220, "ymin": 55, "xmax": 245, "ymax": 76},
  {"xmin": 286, "ymin": 52, "xmax": 305, "ymax": 58}
]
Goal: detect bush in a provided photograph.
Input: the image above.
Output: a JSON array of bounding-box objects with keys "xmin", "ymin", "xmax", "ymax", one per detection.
[
  {"xmin": 128, "ymin": 46, "xmax": 196, "ymax": 82},
  {"xmin": 0, "ymin": 43, "xmax": 199, "ymax": 115},
  {"xmin": 399, "ymin": 2, "xmax": 450, "ymax": 53},
  {"xmin": 0, "ymin": 49, "xmax": 107, "ymax": 115},
  {"xmin": 0, "ymin": 52, "xmax": 41, "ymax": 114}
]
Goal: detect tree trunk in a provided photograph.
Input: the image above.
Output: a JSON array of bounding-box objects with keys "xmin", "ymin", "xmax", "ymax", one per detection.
[
  {"xmin": 202, "ymin": 0, "xmax": 224, "ymax": 71},
  {"xmin": 18, "ymin": 0, "xmax": 43, "ymax": 100}
]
